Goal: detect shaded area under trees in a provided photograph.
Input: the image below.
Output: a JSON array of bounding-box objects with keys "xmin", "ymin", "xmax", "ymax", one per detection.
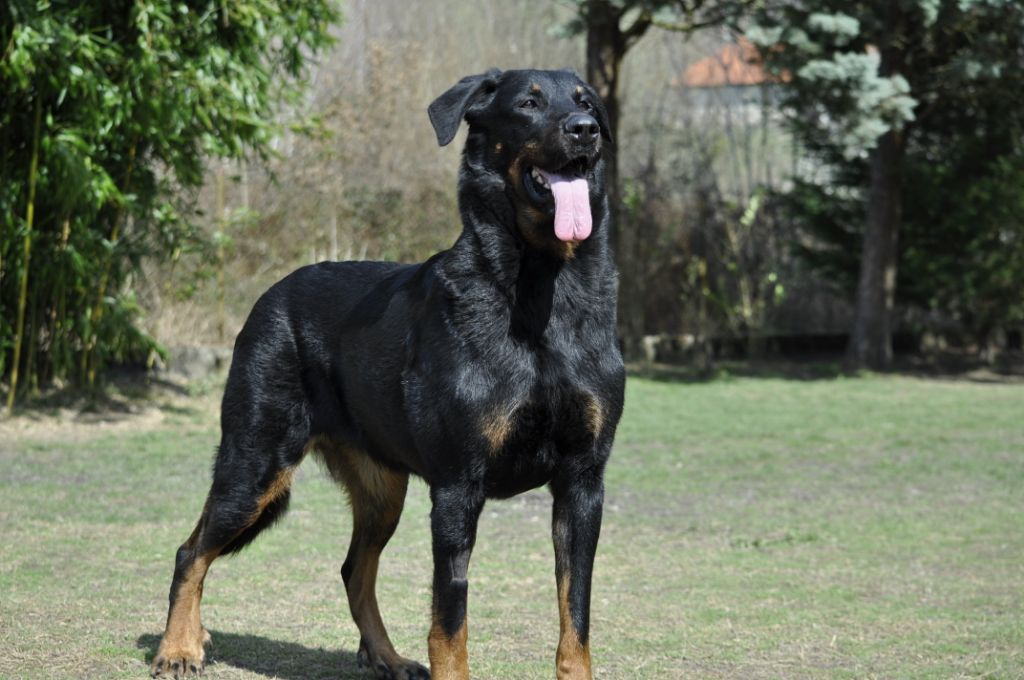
[{"xmin": 748, "ymin": 0, "xmax": 1024, "ymax": 369}]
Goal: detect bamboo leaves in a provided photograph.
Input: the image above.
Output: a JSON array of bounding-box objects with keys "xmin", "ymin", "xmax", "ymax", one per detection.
[{"xmin": 1, "ymin": 0, "xmax": 337, "ymax": 409}]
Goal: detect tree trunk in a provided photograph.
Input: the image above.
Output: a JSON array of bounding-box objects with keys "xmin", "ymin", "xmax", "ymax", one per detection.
[
  {"xmin": 584, "ymin": 1, "xmax": 647, "ymax": 359},
  {"xmin": 846, "ymin": 128, "xmax": 905, "ymax": 371},
  {"xmin": 584, "ymin": 2, "xmax": 625, "ymax": 232},
  {"xmin": 846, "ymin": 5, "xmax": 908, "ymax": 373}
]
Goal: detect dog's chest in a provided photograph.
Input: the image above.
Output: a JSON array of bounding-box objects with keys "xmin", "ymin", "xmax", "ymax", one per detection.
[{"xmin": 476, "ymin": 374, "xmax": 605, "ymax": 497}]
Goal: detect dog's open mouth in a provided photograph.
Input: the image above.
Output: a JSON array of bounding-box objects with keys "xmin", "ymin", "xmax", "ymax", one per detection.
[{"xmin": 523, "ymin": 158, "xmax": 593, "ymax": 242}]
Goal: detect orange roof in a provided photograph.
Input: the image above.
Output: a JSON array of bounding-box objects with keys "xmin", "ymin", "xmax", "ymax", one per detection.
[{"xmin": 678, "ymin": 38, "xmax": 788, "ymax": 88}]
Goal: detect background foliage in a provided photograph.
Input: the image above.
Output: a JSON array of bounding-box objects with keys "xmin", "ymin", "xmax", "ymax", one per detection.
[
  {"xmin": 0, "ymin": 0, "xmax": 336, "ymax": 407},
  {"xmin": 748, "ymin": 0, "xmax": 1024, "ymax": 364},
  {"xmin": 2, "ymin": 0, "xmax": 1023, "ymax": 403}
]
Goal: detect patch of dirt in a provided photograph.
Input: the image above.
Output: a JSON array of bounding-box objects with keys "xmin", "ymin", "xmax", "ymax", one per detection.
[{"xmin": 0, "ymin": 371, "xmax": 221, "ymax": 443}]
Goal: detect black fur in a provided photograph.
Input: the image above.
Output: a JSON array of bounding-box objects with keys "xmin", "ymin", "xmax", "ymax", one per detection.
[{"xmin": 154, "ymin": 68, "xmax": 624, "ymax": 679}]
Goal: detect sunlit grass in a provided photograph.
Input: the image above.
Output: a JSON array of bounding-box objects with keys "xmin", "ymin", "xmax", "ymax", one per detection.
[{"xmin": 1, "ymin": 372, "xmax": 1021, "ymax": 678}]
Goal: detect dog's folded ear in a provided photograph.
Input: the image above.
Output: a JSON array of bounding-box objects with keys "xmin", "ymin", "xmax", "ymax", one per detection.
[{"xmin": 428, "ymin": 69, "xmax": 502, "ymax": 147}]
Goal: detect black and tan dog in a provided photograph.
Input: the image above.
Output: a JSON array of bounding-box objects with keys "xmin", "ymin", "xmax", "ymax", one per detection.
[{"xmin": 150, "ymin": 68, "xmax": 625, "ymax": 680}]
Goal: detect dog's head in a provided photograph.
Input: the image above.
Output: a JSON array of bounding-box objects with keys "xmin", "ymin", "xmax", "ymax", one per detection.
[{"xmin": 429, "ymin": 69, "xmax": 611, "ymax": 257}]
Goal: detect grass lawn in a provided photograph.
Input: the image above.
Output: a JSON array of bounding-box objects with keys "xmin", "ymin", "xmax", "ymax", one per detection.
[{"xmin": 1, "ymin": 369, "xmax": 1022, "ymax": 679}]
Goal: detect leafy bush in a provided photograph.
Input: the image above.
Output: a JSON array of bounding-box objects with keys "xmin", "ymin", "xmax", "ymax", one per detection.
[{"xmin": 0, "ymin": 0, "xmax": 337, "ymax": 407}]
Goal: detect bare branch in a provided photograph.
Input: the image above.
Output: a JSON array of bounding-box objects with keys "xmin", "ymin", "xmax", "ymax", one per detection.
[
  {"xmin": 652, "ymin": 0, "xmax": 762, "ymax": 35},
  {"xmin": 623, "ymin": 12, "xmax": 654, "ymax": 47}
]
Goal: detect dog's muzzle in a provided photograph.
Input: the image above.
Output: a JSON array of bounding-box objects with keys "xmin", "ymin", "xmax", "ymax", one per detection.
[{"xmin": 563, "ymin": 113, "xmax": 600, "ymax": 147}]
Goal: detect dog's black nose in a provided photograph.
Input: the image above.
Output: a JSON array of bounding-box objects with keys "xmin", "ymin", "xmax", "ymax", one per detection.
[{"xmin": 564, "ymin": 113, "xmax": 600, "ymax": 143}]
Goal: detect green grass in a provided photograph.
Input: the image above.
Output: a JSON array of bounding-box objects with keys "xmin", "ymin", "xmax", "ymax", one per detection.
[{"xmin": 1, "ymin": 371, "xmax": 1022, "ymax": 679}]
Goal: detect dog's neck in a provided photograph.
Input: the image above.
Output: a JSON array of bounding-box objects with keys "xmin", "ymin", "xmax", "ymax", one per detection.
[
  {"xmin": 436, "ymin": 173, "xmax": 616, "ymax": 350},
  {"xmin": 443, "ymin": 150, "xmax": 615, "ymax": 291},
  {"xmin": 444, "ymin": 198, "xmax": 612, "ymax": 294},
  {"xmin": 428, "ymin": 149, "xmax": 618, "ymax": 353}
]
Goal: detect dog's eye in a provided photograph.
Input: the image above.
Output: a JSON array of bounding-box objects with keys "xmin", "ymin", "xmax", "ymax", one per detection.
[
  {"xmin": 579, "ymin": 99, "xmax": 595, "ymax": 113},
  {"xmin": 519, "ymin": 98, "xmax": 538, "ymax": 109}
]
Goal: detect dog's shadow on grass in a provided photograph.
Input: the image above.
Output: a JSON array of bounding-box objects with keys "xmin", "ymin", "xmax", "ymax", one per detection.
[{"xmin": 137, "ymin": 631, "xmax": 364, "ymax": 680}]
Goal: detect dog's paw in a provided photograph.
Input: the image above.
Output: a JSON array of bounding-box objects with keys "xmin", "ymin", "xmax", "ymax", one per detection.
[
  {"xmin": 150, "ymin": 651, "xmax": 204, "ymax": 678},
  {"xmin": 150, "ymin": 628, "xmax": 210, "ymax": 678},
  {"xmin": 378, "ymin": 661, "xmax": 430, "ymax": 680},
  {"xmin": 357, "ymin": 643, "xmax": 430, "ymax": 679}
]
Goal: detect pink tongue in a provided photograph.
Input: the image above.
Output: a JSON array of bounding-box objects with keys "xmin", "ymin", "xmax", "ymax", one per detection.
[{"xmin": 542, "ymin": 172, "xmax": 592, "ymax": 242}]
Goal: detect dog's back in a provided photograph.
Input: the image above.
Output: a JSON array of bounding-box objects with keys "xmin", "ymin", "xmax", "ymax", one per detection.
[{"xmin": 222, "ymin": 259, "xmax": 435, "ymax": 472}]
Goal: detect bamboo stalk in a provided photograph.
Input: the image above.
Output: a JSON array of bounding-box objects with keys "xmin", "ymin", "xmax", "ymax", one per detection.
[
  {"xmin": 216, "ymin": 164, "xmax": 226, "ymax": 344},
  {"xmin": 6, "ymin": 97, "xmax": 42, "ymax": 415},
  {"xmin": 53, "ymin": 217, "xmax": 71, "ymax": 381},
  {"xmin": 0, "ymin": 96, "xmax": 9, "ymax": 292},
  {"xmin": 25, "ymin": 283, "xmax": 39, "ymax": 395},
  {"xmin": 0, "ymin": 94, "xmax": 8, "ymax": 382},
  {"xmin": 82, "ymin": 138, "xmax": 137, "ymax": 387}
]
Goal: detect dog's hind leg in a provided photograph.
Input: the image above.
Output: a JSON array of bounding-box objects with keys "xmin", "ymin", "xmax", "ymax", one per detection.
[
  {"xmin": 151, "ymin": 421, "xmax": 309, "ymax": 679},
  {"xmin": 317, "ymin": 440, "xmax": 429, "ymax": 680}
]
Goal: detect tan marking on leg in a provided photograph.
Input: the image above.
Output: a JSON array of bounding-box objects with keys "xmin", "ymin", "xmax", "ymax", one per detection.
[
  {"xmin": 251, "ymin": 467, "xmax": 295, "ymax": 520},
  {"xmin": 584, "ymin": 394, "xmax": 604, "ymax": 437},
  {"xmin": 313, "ymin": 436, "xmax": 426, "ymax": 676},
  {"xmin": 346, "ymin": 544, "xmax": 383, "ymax": 627},
  {"xmin": 429, "ymin": 614, "xmax": 469, "ymax": 680},
  {"xmin": 556, "ymin": 574, "xmax": 592, "ymax": 680},
  {"xmin": 481, "ymin": 409, "xmax": 516, "ymax": 454},
  {"xmin": 345, "ymin": 482, "xmax": 410, "ymax": 670},
  {"xmin": 153, "ymin": 550, "xmax": 217, "ymax": 676},
  {"xmin": 347, "ymin": 543, "xmax": 409, "ymax": 670},
  {"xmin": 312, "ymin": 436, "xmax": 407, "ymax": 508},
  {"xmin": 154, "ymin": 462, "xmax": 298, "ymax": 676}
]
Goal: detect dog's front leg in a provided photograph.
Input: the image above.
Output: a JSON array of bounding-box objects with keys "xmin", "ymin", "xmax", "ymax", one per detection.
[
  {"xmin": 428, "ymin": 484, "xmax": 484, "ymax": 680},
  {"xmin": 551, "ymin": 467, "xmax": 605, "ymax": 680}
]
